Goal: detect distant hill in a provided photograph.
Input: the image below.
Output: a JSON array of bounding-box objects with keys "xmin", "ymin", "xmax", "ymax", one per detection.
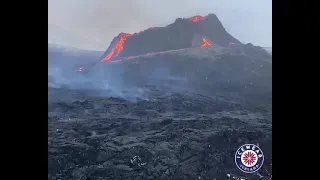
[
  {"xmin": 48, "ymin": 43, "xmax": 103, "ymax": 67},
  {"xmin": 48, "ymin": 24, "xmax": 105, "ymax": 50},
  {"xmin": 263, "ymin": 47, "xmax": 272, "ymax": 55}
]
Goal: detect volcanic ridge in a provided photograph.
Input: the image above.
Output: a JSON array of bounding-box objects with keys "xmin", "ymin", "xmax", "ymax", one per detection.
[
  {"xmin": 77, "ymin": 13, "xmax": 269, "ymax": 72},
  {"xmin": 101, "ymin": 14, "xmax": 241, "ymax": 61}
]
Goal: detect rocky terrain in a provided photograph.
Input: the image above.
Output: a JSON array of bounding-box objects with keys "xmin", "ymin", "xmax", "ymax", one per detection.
[{"xmin": 48, "ymin": 86, "xmax": 272, "ymax": 180}]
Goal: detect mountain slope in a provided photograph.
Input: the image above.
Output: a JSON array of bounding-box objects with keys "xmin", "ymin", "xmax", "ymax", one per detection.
[{"xmin": 100, "ymin": 14, "xmax": 268, "ymax": 61}]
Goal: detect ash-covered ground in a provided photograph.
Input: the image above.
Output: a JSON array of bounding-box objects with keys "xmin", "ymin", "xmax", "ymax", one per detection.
[{"xmin": 48, "ymin": 45, "xmax": 272, "ymax": 180}]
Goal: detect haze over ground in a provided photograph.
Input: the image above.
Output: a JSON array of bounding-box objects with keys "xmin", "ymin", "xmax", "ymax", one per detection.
[{"xmin": 48, "ymin": 0, "xmax": 271, "ymax": 50}]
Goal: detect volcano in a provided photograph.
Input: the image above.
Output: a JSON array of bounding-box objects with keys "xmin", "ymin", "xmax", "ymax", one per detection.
[
  {"xmin": 76, "ymin": 13, "xmax": 269, "ymax": 72},
  {"xmin": 49, "ymin": 13, "xmax": 272, "ymax": 180},
  {"xmin": 101, "ymin": 14, "xmax": 242, "ymax": 61}
]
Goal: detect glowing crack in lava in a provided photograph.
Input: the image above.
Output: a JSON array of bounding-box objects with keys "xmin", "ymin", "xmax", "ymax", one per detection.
[
  {"xmin": 102, "ymin": 33, "xmax": 132, "ymax": 61},
  {"xmin": 188, "ymin": 15, "xmax": 206, "ymax": 22},
  {"xmin": 202, "ymin": 37, "xmax": 211, "ymax": 47}
]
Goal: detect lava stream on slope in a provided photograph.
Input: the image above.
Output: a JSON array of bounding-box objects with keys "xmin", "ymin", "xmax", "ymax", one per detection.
[{"xmin": 77, "ymin": 37, "xmax": 212, "ymax": 72}]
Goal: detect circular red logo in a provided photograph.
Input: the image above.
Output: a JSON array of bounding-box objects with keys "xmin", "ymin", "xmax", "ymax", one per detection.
[{"xmin": 235, "ymin": 144, "xmax": 264, "ymax": 173}]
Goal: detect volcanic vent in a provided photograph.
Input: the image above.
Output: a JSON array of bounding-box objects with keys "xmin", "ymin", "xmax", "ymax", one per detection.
[{"xmin": 101, "ymin": 14, "xmax": 240, "ymax": 61}]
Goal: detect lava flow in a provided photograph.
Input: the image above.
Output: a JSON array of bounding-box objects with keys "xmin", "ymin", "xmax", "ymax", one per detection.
[
  {"xmin": 77, "ymin": 36, "xmax": 212, "ymax": 71},
  {"xmin": 101, "ymin": 15, "xmax": 208, "ymax": 62},
  {"xmin": 202, "ymin": 37, "xmax": 211, "ymax": 47},
  {"xmin": 102, "ymin": 33, "xmax": 132, "ymax": 61},
  {"xmin": 105, "ymin": 36, "xmax": 212, "ymax": 64},
  {"xmin": 188, "ymin": 15, "xmax": 206, "ymax": 22}
]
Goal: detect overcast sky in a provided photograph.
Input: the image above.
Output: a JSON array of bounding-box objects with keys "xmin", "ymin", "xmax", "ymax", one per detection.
[{"xmin": 48, "ymin": 0, "xmax": 271, "ymax": 50}]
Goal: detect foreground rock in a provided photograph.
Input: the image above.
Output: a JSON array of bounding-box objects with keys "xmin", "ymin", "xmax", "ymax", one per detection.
[{"xmin": 48, "ymin": 88, "xmax": 272, "ymax": 180}]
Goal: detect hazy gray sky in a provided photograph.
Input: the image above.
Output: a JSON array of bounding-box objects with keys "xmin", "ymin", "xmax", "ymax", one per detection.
[{"xmin": 48, "ymin": 0, "xmax": 271, "ymax": 50}]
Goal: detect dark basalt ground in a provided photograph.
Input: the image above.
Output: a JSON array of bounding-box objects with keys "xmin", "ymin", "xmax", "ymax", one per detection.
[{"xmin": 48, "ymin": 85, "xmax": 272, "ymax": 180}]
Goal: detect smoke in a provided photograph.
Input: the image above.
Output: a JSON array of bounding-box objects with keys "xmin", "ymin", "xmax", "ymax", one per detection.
[
  {"xmin": 48, "ymin": 0, "xmax": 272, "ymax": 50},
  {"xmin": 48, "ymin": 45, "xmax": 191, "ymax": 102},
  {"xmin": 47, "ymin": 46, "xmax": 155, "ymax": 101}
]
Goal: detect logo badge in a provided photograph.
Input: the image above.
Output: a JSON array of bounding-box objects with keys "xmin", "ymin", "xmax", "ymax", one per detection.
[{"xmin": 235, "ymin": 144, "xmax": 264, "ymax": 173}]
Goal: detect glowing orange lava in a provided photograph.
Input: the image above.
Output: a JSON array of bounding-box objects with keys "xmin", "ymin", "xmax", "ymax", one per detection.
[
  {"xmin": 188, "ymin": 15, "xmax": 206, "ymax": 22},
  {"xmin": 202, "ymin": 37, "xmax": 211, "ymax": 47},
  {"xmin": 102, "ymin": 33, "xmax": 132, "ymax": 61},
  {"xmin": 76, "ymin": 14, "xmax": 222, "ymax": 71}
]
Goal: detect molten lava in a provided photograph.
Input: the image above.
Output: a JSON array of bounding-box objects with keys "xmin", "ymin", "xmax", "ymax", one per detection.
[
  {"xmin": 102, "ymin": 33, "xmax": 132, "ymax": 61},
  {"xmin": 75, "ymin": 13, "xmax": 240, "ymax": 72},
  {"xmin": 188, "ymin": 15, "xmax": 206, "ymax": 22},
  {"xmin": 98, "ymin": 36, "xmax": 211, "ymax": 66},
  {"xmin": 101, "ymin": 15, "xmax": 208, "ymax": 61},
  {"xmin": 201, "ymin": 37, "xmax": 211, "ymax": 47}
]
